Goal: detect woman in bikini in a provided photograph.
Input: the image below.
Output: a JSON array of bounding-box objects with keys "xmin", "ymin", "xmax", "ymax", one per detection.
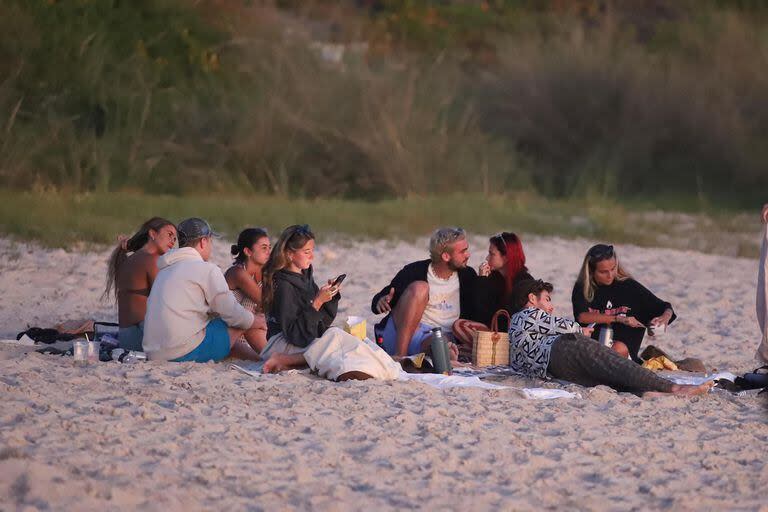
[
  {"xmin": 104, "ymin": 217, "xmax": 177, "ymax": 351},
  {"xmin": 225, "ymin": 228, "xmax": 271, "ymax": 355}
]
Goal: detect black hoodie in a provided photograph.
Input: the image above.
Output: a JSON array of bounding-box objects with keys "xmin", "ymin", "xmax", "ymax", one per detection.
[{"xmin": 266, "ymin": 266, "xmax": 340, "ymax": 348}]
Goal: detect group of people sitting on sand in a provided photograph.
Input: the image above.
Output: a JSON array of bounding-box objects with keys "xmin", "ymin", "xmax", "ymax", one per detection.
[{"xmin": 107, "ymin": 210, "xmax": 768, "ymax": 397}]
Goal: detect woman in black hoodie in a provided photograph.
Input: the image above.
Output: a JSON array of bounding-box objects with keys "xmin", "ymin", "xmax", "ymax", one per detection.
[{"xmin": 259, "ymin": 225, "xmax": 340, "ymax": 372}]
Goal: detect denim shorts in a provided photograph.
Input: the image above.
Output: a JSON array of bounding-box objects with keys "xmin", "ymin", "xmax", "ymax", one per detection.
[
  {"xmin": 377, "ymin": 317, "xmax": 434, "ymax": 356},
  {"xmin": 118, "ymin": 322, "xmax": 144, "ymax": 352}
]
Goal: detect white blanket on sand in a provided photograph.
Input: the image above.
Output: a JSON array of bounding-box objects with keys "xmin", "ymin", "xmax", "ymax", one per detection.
[{"xmin": 228, "ymin": 363, "xmax": 580, "ymax": 400}]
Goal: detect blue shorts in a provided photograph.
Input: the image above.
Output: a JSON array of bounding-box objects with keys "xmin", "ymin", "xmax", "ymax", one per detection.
[
  {"xmin": 118, "ymin": 322, "xmax": 144, "ymax": 352},
  {"xmin": 172, "ymin": 318, "xmax": 230, "ymax": 363},
  {"xmin": 377, "ymin": 317, "xmax": 434, "ymax": 356}
]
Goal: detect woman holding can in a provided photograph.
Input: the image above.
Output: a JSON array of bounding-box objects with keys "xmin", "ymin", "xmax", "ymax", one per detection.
[{"xmin": 572, "ymin": 244, "xmax": 675, "ymax": 363}]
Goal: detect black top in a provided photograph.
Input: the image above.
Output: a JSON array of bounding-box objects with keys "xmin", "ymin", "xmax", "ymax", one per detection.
[
  {"xmin": 267, "ymin": 266, "xmax": 340, "ymax": 348},
  {"xmin": 473, "ymin": 269, "xmax": 534, "ymax": 327},
  {"xmin": 571, "ymin": 278, "xmax": 676, "ymax": 362},
  {"xmin": 370, "ymin": 259, "xmax": 479, "ymax": 332}
]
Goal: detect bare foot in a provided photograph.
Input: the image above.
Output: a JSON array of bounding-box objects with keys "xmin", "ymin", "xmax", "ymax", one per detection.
[
  {"xmin": 448, "ymin": 342, "xmax": 459, "ymax": 362},
  {"xmin": 670, "ymin": 381, "xmax": 713, "ymax": 396},
  {"xmin": 262, "ymin": 353, "xmax": 290, "ymax": 373},
  {"xmin": 262, "ymin": 352, "xmax": 306, "ymax": 373},
  {"xmin": 643, "ymin": 381, "xmax": 712, "ymax": 398}
]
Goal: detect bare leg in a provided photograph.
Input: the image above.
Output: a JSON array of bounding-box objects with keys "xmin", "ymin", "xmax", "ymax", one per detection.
[
  {"xmin": 611, "ymin": 341, "xmax": 630, "ymax": 358},
  {"xmin": 243, "ymin": 327, "xmax": 267, "ymax": 353},
  {"xmin": 226, "ymin": 328, "xmax": 260, "ymax": 362},
  {"xmin": 337, "ymin": 371, "xmax": 373, "ymax": 381},
  {"xmin": 228, "ymin": 322, "xmax": 267, "ymax": 355},
  {"xmin": 391, "ymin": 281, "xmax": 429, "ymax": 357}
]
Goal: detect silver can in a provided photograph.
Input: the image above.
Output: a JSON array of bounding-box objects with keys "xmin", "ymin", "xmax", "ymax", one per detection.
[
  {"xmin": 111, "ymin": 348, "xmax": 147, "ymax": 363},
  {"xmin": 598, "ymin": 325, "xmax": 614, "ymax": 348}
]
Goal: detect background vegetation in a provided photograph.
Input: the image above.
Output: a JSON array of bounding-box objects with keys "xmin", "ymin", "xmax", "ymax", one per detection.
[{"xmin": 0, "ymin": 0, "xmax": 766, "ymax": 247}]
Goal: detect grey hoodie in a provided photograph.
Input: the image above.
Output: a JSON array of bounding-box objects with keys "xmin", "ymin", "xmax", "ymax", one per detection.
[{"xmin": 143, "ymin": 247, "xmax": 254, "ymax": 361}]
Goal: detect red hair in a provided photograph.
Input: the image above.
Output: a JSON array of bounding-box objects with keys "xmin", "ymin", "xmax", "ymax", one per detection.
[{"xmin": 491, "ymin": 232, "xmax": 527, "ymax": 295}]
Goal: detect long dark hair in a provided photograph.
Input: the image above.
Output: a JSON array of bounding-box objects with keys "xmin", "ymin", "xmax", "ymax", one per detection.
[
  {"xmin": 262, "ymin": 225, "xmax": 315, "ymax": 313},
  {"xmin": 231, "ymin": 228, "xmax": 269, "ymax": 264},
  {"xmin": 490, "ymin": 232, "xmax": 527, "ymax": 294},
  {"xmin": 103, "ymin": 217, "xmax": 174, "ymax": 300}
]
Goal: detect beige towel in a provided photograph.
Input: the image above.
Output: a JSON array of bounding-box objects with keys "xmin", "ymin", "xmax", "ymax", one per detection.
[
  {"xmin": 303, "ymin": 327, "xmax": 401, "ymax": 381},
  {"xmin": 55, "ymin": 319, "xmax": 95, "ymax": 335}
]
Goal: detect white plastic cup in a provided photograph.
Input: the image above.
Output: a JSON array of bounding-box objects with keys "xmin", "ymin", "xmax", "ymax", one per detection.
[
  {"xmin": 73, "ymin": 341, "xmax": 89, "ymax": 367},
  {"xmin": 87, "ymin": 340, "xmax": 101, "ymax": 364}
]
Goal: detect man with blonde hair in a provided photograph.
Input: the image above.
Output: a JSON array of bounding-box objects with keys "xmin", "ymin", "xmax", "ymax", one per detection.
[{"xmin": 371, "ymin": 227, "xmax": 479, "ymax": 358}]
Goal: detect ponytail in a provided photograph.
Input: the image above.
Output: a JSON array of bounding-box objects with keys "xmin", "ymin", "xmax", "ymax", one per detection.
[
  {"xmin": 103, "ymin": 217, "xmax": 174, "ymax": 300},
  {"xmin": 231, "ymin": 228, "xmax": 269, "ymax": 264}
]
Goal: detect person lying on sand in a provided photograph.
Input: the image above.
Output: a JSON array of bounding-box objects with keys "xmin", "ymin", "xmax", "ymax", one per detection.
[
  {"xmin": 371, "ymin": 227, "xmax": 477, "ymax": 361},
  {"xmin": 142, "ymin": 218, "xmax": 263, "ymax": 362},
  {"xmin": 453, "ymin": 231, "xmax": 535, "ymax": 361},
  {"xmin": 510, "ymin": 279, "xmax": 710, "ymax": 397},
  {"xmin": 756, "ymin": 203, "xmax": 768, "ymax": 363},
  {"xmin": 225, "ymin": 228, "xmax": 270, "ymax": 354},
  {"xmin": 572, "ymin": 244, "xmax": 675, "ymax": 362},
  {"xmin": 103, "ymin": 217, "xmax": 177, "ymax": 351},
  {"xmin": 259, "ymin": 225, "xmax": 398, "ymax": 381}
]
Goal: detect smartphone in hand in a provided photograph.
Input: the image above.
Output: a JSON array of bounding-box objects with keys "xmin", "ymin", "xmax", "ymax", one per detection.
[{"xmin": 332, "ymin": 274, "xmax": 347, "ymax": 287}]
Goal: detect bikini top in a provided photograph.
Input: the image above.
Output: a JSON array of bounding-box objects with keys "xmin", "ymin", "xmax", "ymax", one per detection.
[{"xmin": 118, "ymin": 287, "xmax": 150, "ymax": 297}]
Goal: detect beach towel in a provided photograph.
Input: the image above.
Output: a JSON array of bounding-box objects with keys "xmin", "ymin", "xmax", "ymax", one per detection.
[
  {"xmin": 657, "ymin": 370, "xmax": 736, "ymax": 386},
  {"xmin": 229, "ymin": 361, "xmax": 580, "ymax": 399}
]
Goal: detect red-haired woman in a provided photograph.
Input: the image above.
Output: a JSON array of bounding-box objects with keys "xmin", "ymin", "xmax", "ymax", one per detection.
[
  {"xmin": 453, "ymin": 232, "xmax": 534, "ymax": 361},
  {"xmin": 476, "ymin": 232, "xmax": 534, "ymax": 323}
]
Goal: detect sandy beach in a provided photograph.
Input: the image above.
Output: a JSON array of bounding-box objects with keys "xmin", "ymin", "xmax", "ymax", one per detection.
[{"xmin": 1, "ymin": 234, "xmax": 766, "ymax": 511}]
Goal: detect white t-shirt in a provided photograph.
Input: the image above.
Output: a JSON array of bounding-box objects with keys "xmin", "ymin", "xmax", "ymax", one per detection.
[{"xmin": 421, "ymin": 264, "xmax": 461, "ymax": 330}]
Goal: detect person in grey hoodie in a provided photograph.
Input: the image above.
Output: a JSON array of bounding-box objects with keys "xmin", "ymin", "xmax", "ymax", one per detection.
[
  {"xmin": 258, "ymin": 225, "xmax": 402, "ymax": 381},
  {"xmin": 259, "ymin": 225, "xmax": 340, "ymax": 369},
  {"xmin": 142, "ymin": 218, "xmax": 263, "ymax": 362}
]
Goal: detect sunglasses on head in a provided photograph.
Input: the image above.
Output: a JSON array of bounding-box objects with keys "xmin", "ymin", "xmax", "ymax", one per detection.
[
  {"xmin": 493, "ymin": 232, "xmax": 507, "ymax": 254},
  {"xmin": 588, "ymin": 244, "xmax": 614, "ymax": 261},
  {"xmin": 290, "ymin": 224, "xmax": 312, "ymax": 240}
]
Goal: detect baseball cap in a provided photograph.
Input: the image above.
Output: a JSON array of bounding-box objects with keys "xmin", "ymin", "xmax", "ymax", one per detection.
[{"xmin": 177, "ymin": 217, "xmax": 221, "ymax": 246}]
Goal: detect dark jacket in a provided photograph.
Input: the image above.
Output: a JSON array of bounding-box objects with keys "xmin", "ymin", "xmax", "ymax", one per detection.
[
  {"xmin": 571, "ymin": 278, "xmax": 676, "ymax": 362},
  {"xmin": 474, "ymin": 269, "xmax": 535, "ymax": 327},
  {"xmin": 267, "ymin": 266, "xmax": 339, "ymax": 348},
  {"xmin": 370, "ymin": 259, "xmax": 479, "ymax": 332}
]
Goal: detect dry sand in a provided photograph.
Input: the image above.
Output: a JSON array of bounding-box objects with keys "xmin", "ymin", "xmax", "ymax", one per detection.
[{"xmin": 0, "ymin": 235, "xmax": 766, "ymax": 511}]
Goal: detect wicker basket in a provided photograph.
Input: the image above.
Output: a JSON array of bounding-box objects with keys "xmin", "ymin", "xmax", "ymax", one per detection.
[{"xmin": 471, "ymin": 309, "xmax": 510, "ymax": 367}]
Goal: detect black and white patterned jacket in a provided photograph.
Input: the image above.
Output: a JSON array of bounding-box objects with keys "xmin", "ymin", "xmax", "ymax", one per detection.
[{"xmin": 508, "ymin": 307, "xmax": 582, "ymax": 378}]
